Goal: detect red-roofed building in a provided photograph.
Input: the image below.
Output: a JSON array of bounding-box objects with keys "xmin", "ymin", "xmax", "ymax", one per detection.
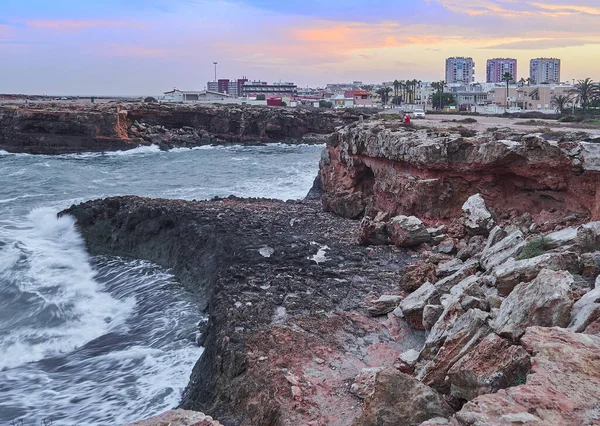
[{"xmin": 344, "ymin": 90, "xmax": 373, "ymax": 107}]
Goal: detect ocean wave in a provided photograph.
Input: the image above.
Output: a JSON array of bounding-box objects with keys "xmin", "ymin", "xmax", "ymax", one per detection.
[{"xmin": 0, "ymin": 208, "xmax": 134, "ymax": 370}]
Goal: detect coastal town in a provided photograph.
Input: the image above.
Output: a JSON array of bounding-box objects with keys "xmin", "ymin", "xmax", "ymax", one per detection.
[{"xmin": 153, "ymin": 56, "xmax": 591, "ymax": 115}]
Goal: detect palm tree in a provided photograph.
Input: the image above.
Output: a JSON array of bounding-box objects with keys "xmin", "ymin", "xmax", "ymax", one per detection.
[
  {"xmin": 519, "ymin": 78, "xmax": 526, "ymax": 87},
  {"xmin": 431, "ymin": 81, "xmax": 445, "ymax": 110},
  {"xmin": 502, "ymin": 72, "xmax": 513, "ymax": 112},
  {"xmin": 551, "ymin": 94, "xmax": 572, "ymax": 115},
  {"xmin": 376, "ymin": 87, "xmax": 393, "ymax": 106},
  {"xmin": 569, "ymin": 78, "xmax": 599, "ymax": 114},
  {"xmin": 392, "ymin": 80, "xmax": 401, "ymax": 106}
]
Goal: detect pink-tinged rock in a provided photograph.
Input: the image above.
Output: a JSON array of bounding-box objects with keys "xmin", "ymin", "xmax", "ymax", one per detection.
[
  {"xmin": 388, "ymin": 215, "xmax": 433, "ymax": 247},
  {"xmin": 125, "ymin": 409, "xmax": 222, "ymax": 426},
  {"xmin": 417, "ymin": 309, "xmax": 491, "ymax": 392},
  {"xmin": 396, "ymin": 282, "xmax": 439, "ymax": 329},
  {"xmin": 491, "ymin": 251, "xmax": 580, "ymax": 296},
  {"xmin": 452, "ymin": 327, "xmax": 600, "ymax": 426},
  {"xmin": 491, "ymin": 269, "xmax": 574, "ymax": 340},
  {"xmin": 350, "ymin": 367, "xmax": 384, "ymax": 399},
  {"xmin": 447, "ymin": 333, "xmax": 531, "ymax": 401},
  {"xmin": 400, "ymin": 261, "xmax": 438, "ymax": 292},
  {"xmin": 569, "ymin": 282, "xmax": 600, "ymax": 332},
  {"xmin": 352, "ymin": 368, "xmax": 453, "ymax": 426}
]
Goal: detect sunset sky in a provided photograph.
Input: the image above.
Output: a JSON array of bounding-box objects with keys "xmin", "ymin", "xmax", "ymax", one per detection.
[{"xmin": 1, "ymin": 0, "xmax": 599, "ymax": 95}]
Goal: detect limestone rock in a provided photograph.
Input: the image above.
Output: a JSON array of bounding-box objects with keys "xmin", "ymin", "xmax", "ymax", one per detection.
[
  {"xmin": 447, "ymin": 333, "xmax": 531, "ymax": 401},
  {"xmin": 491, "ymin": 269, "xmax": 575, "ymax": 340},
  {"xmin": 358, "ymin": 216, "xmax": 389, "ymax": 245},
  {"xmin": 434, "ymin": 260, "xmax": 479, "ymax": 294},
  {"xmin": 436, "ymin": 258, "xmax": 465, "ymax": 279},
  {"xmin": 353, "ymin": 368, "xmax": 453, "ymax": 426},
  {"xmin": 480, "ymin": 230, "xmax": 525, "ymax": 271},
  {"xmin": 422, "ymin": 304, "xmax": 444, "ymax": 331},
  {"xmin": 125, "ymin": 410, "xmax": 222, "ymax": 426},
  {"xmin": 569, "ymin": 282, "xmax": 600, "ymax": 332},
  {"xmin": 388, "ymin": 215, "xmax": 432, "ymax": 247},
  {"xmin": 462, "ymin": 194, "xmax": 494, "ymax": 235},
  {"xmin": 350, "ymin": 367, "xmax": 385, "ymax": 399},
  {"xmin": 396, "ymin": 282, "xmax": 439, "ymax": 329},
  {"xmin": 367, "ymin": 295, "xmax": 403, "ymax": 317},
  {"xmin": 492, "ymin": 251, "xmax": 579, "ymax": 296},
  {"xmin": 417, "ymin": 309, "xmax": 492, "ymax": 391},
  {"xmin": 400, "ymin": 261, "xmax": 438, "ymax": 292},
  {"xmin": 452, "ymin": 327, "xmax": 600, "ymax": 426},
  {"xmin": 579, "ymin": 251, "xmax": 600, "ymax": 277}
]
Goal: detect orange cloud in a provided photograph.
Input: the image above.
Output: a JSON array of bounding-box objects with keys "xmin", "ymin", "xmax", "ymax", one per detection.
[
  {"xmin": 24, "ymin": 20, "xmax": 150, "ymax": 32},
  {"xmin": 529, "ymin": 2, "xmax": 600, "ymax": 15}
]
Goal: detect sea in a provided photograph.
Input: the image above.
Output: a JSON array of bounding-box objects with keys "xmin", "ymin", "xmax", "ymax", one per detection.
[{"xmin": 0, "ymin": 144, "xmax": 323, "ymax": 425}]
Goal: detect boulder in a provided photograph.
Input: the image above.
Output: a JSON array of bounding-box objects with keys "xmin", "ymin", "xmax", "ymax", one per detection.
[
  {"xmin": 491, "ymin": 269, "xmax": 575, "ymax": 340},
  {"xmin": 400, "ymin": 261, "xmax": 437, "ymax": 292},
  {"xmin": 492, "ymin": 251, "xmax": 580, "ymax": 296},
  {"xmin": 447, "ymin": 333, "xmax": 531, "ymax": 402},
  {"xmin": 325, "ymin": 191, "xmax": 367, "ymax": 219},
  {"xmin": 125, "ymin": 410, "xmax": 222, "ymax": 426},
  {"xmin": 396, "ymin": 282, "xmax": 439, "ymax": 329},
  {"xmin": 569, "ymin": 282, "xmax": 600, "ymax": 332},
  {"xmin": 416, "ymin": 309, "xmax": 492, "ymax": 391},
  {"xmin": 435, "ymin": 238, "xmax": 456, "ymax": 255},
  {"xmin": 462, "ymin": 194, "xmax": 494, "ymax": 235},
  {"xmin": 452, "ymin": 327, "xmax": 600, "ymax": 426},
  {"xmin": 579, "ymin": 251, "xmax": 600, "ymax": 277},
  {"xmin": 367, "ymin": 295, "xmax": 403, "ymax": 317},
  {"xmin": 436, "ymin": 258, "xmax": 464, "ymax": 279},
  {"xmin": 353, "ymin": 368, "xmax": 453, "ymax": 426},
  {"xmin": 350, "ymin": 367, "xmax": 385, "ymax": 399},
  {"xmin": 388, "ymin": 215, "xmax": 433, "ymax": 247},
  {"xmin": 358, "ymin": 216, "xmax": 389, "ymax": 245},
  {"xmin": 434, "ymin": 260, "xmax": 479, "ymax": 294},
  {"xmin": 480, "ymin": 230, "xmax": 525, "ymax": 271},
  {"xmin": 422, "ymin": 304, "xmax": 444, "ymax": 331}
]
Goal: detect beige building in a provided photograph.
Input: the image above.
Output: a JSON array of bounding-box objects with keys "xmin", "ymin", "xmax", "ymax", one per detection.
[{"xmin": 487, "ymin": 84, "xmax": 572, "ymax": 110}]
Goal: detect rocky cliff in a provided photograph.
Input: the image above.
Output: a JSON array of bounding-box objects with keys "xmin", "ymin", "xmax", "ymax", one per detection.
[
  {"xmin": 62, "ymin": 196, "xmax": 419, "ymax": 426},
  {"xmin": 0, "ymin": 103, "xmax": 368, "ymax": 154},
  {"xmin": 319, "ymin": 120, "xmax": 600, "ymax": 226}
]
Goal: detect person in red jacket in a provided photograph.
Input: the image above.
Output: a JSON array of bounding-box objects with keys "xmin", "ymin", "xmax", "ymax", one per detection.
[{"xmin": 404, "ymin": 114, "xmax": 411, "ymax": 124}]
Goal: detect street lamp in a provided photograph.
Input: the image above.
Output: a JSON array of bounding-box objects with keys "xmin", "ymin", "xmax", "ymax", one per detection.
[{"xmin": 213, "ymin": 62, "xmax": 218, "ymax": 82}]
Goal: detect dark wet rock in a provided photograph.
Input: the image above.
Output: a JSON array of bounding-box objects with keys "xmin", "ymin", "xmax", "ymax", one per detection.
[{"xmin": 62, "ymin": 196, "xmax": 415, "ymax": 426}]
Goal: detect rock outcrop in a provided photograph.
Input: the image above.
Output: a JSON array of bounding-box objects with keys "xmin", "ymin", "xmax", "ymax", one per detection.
[
  {"xmin": 62, "ymin": 196, "xmax": 421, "ymax": 426},
  {"xmin": 0, "ymin": 103, "xmax": 367, "ymax": 154},
  {"xmin": 452, "ymin": 327, "xmax": 600, "ymax": 426},
  {"xmin": 125, "ymin": 410, "xmax": 222, "ymax": 426},
  {"xmin": 319, "ymin": 120, "xmax": 600, "ymax": 224}
]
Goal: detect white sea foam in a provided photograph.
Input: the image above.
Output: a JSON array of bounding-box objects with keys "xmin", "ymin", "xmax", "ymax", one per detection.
[{"xmin": 0, "ymin": 208, "xmax": 134, "ymax": 370}]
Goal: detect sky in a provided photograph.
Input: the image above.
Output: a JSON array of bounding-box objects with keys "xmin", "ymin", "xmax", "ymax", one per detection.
[{"xmin": 0, "ymin": 0, "xmax": 599, "ymax": 95}]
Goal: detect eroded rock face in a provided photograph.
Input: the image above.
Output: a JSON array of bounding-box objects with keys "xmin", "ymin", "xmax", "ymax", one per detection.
[
  {"xmin": 63, "ymin": 196, "xmax": 418, "ymax": 426},
  {"xmin": 0, "ymin": 103, "xmax": 365, "ymax": 154},
  {"xmin": 447, "ymin": 333, "xmax": 531, "ymax": 402},
  {"xmin": 320, "ymin": 120, "xmax": 600, "ymax": 223},
  {"xmin": 353, "ymin": 368, "xmax": 453, "ymax": 426},
  {"xmin": 491, "ymin": 269, "xmax": 575, "ymax": 340},
  {"xmin": 125, "ymin": 410, "xmax": 222, "ymax": 426},
  {"xmin": 452, "ymin": 327, "xmax": 600, "ymax": 426}
]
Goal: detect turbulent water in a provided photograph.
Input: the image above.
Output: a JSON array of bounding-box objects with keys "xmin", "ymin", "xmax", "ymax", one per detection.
[{"xmin": 0, "ymin": 144, "xmax": 323, "ymax": 425}]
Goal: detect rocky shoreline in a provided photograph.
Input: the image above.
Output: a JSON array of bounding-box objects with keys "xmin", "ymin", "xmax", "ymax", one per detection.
[
  {"xmin": 61, "ymin": 120, "xmax": 600, "ymax": 426},
  {"xmin": 0, "ymin": 103, "xmax": 371, "ymax": 154}
]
